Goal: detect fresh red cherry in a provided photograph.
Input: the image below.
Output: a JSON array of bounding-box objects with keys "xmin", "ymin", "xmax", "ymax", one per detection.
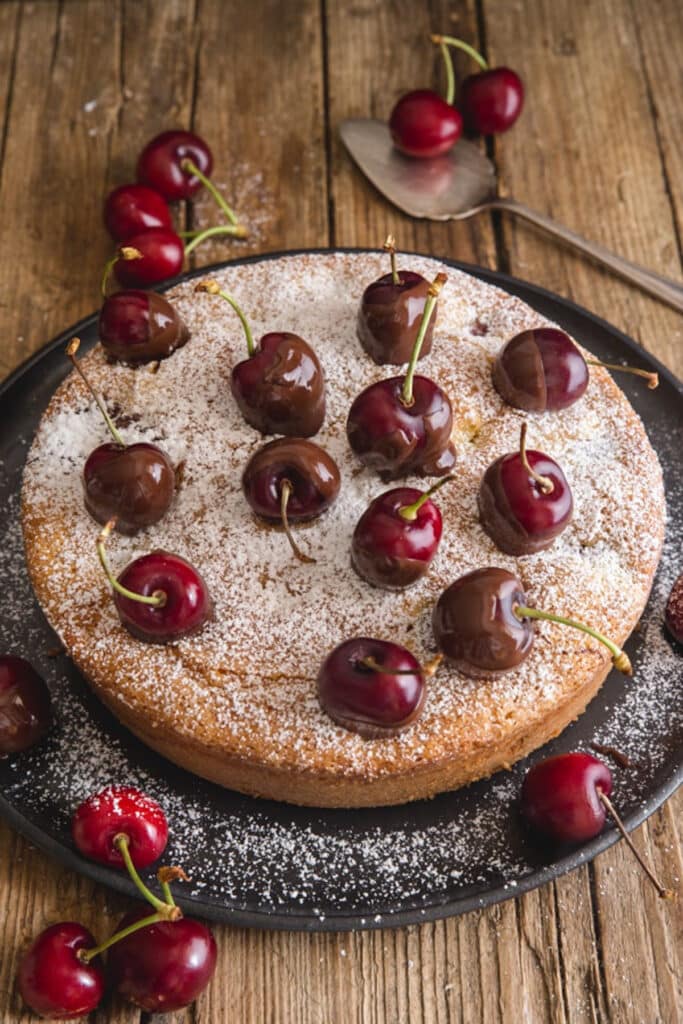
[
  {"xmin": 665, "ymin": 572, "xmax": 683, "ymax": 644},
  {"xmin": 104, "ymin": 183, "xmax": 172, "ymax": 241},
  {"xmin": 460, "ymin": 67, "xmax": 524, "ymax": 135},
  {"xmin": 97, "ymin": 520, "xmax": 213, "ymax": 644},
  {"xmin": 478, "ymin": 422, "xmax": 573, "ymax": 555},
  {"xmin": 389, "ymin": 89, "xmax": 462, "ymax": 158},
  {"xmin": 521, "ymin": 752, "xmax": 613, "ymax": 843},
  {"xmin": 113, "ymin": 230, "xmax": 184, "ymax": 287},
  {"xmin": 67, "ymin": 339, "xmax": 175, "ymax": 533},
  {"xmin": 433, "ymin": 567, "xmax": 631, "ymax": 678},
  {"xmin": 357, "ymin": 236, "xmax": 436, "ymax": 365},
  {"xmin": 72, "ymin": 785, "xmax": 168, "ymax": 869},
  {"xmin": 196, "ymin": 280, "xmax": 325, "ymax": 436},
  {"xmin": 108, "ymin": 906, "xmax": 217, "ymax": 1013},
  {"xmin": 17, "ymin": 922, "xmax": 105, "ymax": 1019},
  {"xmin": 0, "ymin": 655, "xmax": 52, "ymax": 756},
  {"xmin": 492, "ymin": 327, "xmax": 658, "ymax": 413},
  {"xmin": 317, "ymin": 637, "xmax": 426, "ymax": 737},
  {"xmin": 242, "ymin": 438, "xmax": 340, "ymax": 563},
  {"xmin": 352, "ymin": 476, "xmax": 453, "ymax": 590},
  {"xmin": 99, "ymin": 289, "xmax": 189, "ymax": 364},
  {"xmin": 137, "ymin": 130, "xmax": 213, "ymax": 201},
  {"xmin": 347, "ymin": 273, "xmax": 455, "ymax": 480}
]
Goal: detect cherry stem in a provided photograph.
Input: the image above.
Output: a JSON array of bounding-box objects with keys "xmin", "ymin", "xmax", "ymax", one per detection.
[
  {"xmin": 279, "ymin": 480, "xmax": 316, "ymax": 564},
  {"xmin": 66, "ymin": 338, "xmax": 125, "ymax": 447},
  {"xmin": 596, "ymin": 791, "xmax": 676, "ymax": 901},
  {"xmin": 514, "ymin": 604, "xmax": 632, "ymax": 675},
  {"xmin": 519, "ymin": 422, "xmax": 554, "ymax": 494},
  {"xmin": 383, "ymin": 234, "xmax": 399, "ymax": 285},
  {"xmin": 157, "ymin": 866, "xmax": 189, "ymax": 906},
  {"xmin": 431, "ymin": 34, "xmax": 488, "ymax": 104},
  {"xmin": 78, "ymin": 910, "xmax": 167, "ymax": 964},
  {"xmin": 194, "ymin": 279, "xmax": 255, "ymax": 356},
  {"xmin": 180, "ymin": 157, "xmax": 238, "ymax": 225},
  {"xmin": 359, "ymin": 657, "xmax": 420, "ymax": 676},
  {"xmin": 585, "ymin": 360, "xmax": 659, "ymax": 390},
  {"xmin": 184, "ymin": 223, "xmax": 248, "ymax": 255},
  {"xmin": 97, "ymin": 519, "xmax": 167, "ymax": 608},
  {"xmin": 101, "ymin": 246, "xmax": 142, "ymax": 297},
  {"xmin": 398, "ymin": 474, "xmax": 455, "ymax": 521},
  {"xmin": 112, "ymin": 833, "xmax": 178, "ymax": 916},
  {"xmin": 401, "ymin": 272, "xmax": 447, "ymax": 407}
]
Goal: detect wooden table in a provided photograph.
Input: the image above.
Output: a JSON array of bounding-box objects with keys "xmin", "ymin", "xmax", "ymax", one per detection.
[{"xmin": 1, "ymin": 2, "xmax": 681, "ymax": 1021}]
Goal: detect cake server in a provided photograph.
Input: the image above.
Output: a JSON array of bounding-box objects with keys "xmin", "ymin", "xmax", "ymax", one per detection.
[{"xmin": 340, "ymin": 119, "xmax": 683, "ymax": 314}]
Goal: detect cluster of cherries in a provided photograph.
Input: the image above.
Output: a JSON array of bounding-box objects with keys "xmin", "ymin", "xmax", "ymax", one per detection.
[
  {"xmin": 16, "ymin": 785, "xmax": 216, "ymax": 1018},
  {"xmin": 389, "ymin": 33, "xmax": 524, "ymax": 158}
]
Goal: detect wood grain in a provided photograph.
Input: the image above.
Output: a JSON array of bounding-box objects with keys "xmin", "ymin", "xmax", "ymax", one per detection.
[{"xmin": 0, "ymin": 1, "xmax": 681, "ymax": 1022}]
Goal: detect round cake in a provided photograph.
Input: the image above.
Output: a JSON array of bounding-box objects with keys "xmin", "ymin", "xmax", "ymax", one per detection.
[{"xmin": 21, "ymin": 251, "xmax": 665, "ymax": 807}]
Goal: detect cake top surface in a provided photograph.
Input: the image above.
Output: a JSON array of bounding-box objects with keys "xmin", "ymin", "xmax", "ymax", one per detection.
[{"xmin": 22, "ymin": 251, "xmax": 665, "ymax": 778}]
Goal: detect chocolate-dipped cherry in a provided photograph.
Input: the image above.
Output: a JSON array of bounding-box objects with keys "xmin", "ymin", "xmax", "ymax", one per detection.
[
  {"xmin": 433, "ymin": 567, "xmax": 632, "ymax": 678},
  {"xmin": 97, "ymin": 519, "xmax": 213, "ymax": 643},
  {"xmin": 493, "ymin": 327, "xmax": 658, "ymax": 413},
  {"xmin": 0, "ymin": 655, "xmax": 52, "ymax": 756},
  {"xmin": 665, "ymin": 572, "xmax": 683, "ymax": 644},
  {"xmin": 195, "ymin": 279, "xmax": 325, "ymax": 436},
  {"xmin": 104, "ymin": 183, "xmax": 172, "ymax": 241},
  {"xmin": 521, "ymin": 752, "xmax": 675, "ymax": 899},
  {"xmin": 242, "ymin": 438, "xmax": 340, "ymax": 563},
  {"xmin": 430, "ymin": 35, "xmax": 524, "ymax": 136},
  {"xmin": 99, "ymin": 289, "xmax": 189, "ymax": 365},
  {"xmin": 347, "ymin": 273, "xmax": 456, "ymax": 480},
  {"xmin": 357, "ymin": 236, "xmax": 437, "ymax": 366},
  {"xmin": 17, "ymin": 922, "xmax": 105, "ymax": 1019},
  {"xmin": 478, "ymin": 422, "xmax": 573, "ymax": 555},
  {"xmin": 317, "ymin": 637, "xmax": 426, "ymax": 737},
  {"xmin": 352, "ymin": 476, "xmax": 453, "ymax": 589},
  {"xmin": 72, "ymin": 785, "xmax": 168, "ymax": 870},
  {"xmin": 68, "ymin": 339, "xmax": 175, "ymax": 533}
]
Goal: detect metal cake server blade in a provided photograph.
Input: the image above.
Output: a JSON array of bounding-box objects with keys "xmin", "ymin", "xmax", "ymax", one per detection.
[{"xmin": 340, "ymin": 119, "xmax": 683, "ymax": 313}]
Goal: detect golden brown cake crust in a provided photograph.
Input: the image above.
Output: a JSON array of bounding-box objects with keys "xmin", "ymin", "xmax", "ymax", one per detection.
[{"xmin": 21, "ymin": 252, "xmax": 665, "ymax": 807}]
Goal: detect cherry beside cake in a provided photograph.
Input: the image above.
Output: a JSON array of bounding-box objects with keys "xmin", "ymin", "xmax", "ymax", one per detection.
[{"xmin": 21, "ymin": 251, "xmax": 665, "ymax": 807}]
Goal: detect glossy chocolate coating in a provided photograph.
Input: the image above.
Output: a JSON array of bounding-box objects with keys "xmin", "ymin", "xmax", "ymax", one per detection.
[
  {"xmin": 478, "ymin": 449, "xmax": 573, "ymax": 555},
  {"xmin": 99, "ymin": 290, "xmax": 189, "ymax": 364},
  {"xmin": 493, "ymin": 328, "xmax": 588, "ymax": 412},
  {"xmin": 357, "ymin": 271, "xmax": 435, "ymax": 366},
  {"xmin": 83, "ymin": 442, "xmax": 175, "ymax": 534},
  {"xmin": 0, "ymin": 656, "xmax": 52, "ymax": 756},
  {"xmin": 351, "ymin": 487, "xmax": 443, "ymax": 589},
  {"xmin": 242, "ymin": 438, "xmax": 340, "ymax": 522},
  {"xmin": 231, "ymin": 332, "xmax": 325, "ymax": 436},
  {"xmin": 346, "ymin": 376, "xmax": 456, "ymax": 481},
  {"xmin": 432, "ymin": 567, "xmax": 533, "ymax": 677},
  {"xmin": 317, "ymin": 637, "xmax": 425, "ymax": 738}
]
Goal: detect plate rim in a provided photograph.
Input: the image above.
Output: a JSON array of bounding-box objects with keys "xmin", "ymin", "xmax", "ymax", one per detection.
[{"xmin": 1, "ymin": 247, "xmax": 681, "ymax": 932}]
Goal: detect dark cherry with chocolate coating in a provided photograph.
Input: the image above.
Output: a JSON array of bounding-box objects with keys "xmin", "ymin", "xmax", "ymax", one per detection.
[
  {"xmin": 493, "ymin": 328, "xmax": 589, "ymax": 412},
  {"xmin": 665, "ymin": 572, "xmax": 683, "ymax": 644},
  {"xmin": 478, "ymin": 446, "xmax": 573, "ymax": 555},
  {"xmin": 232, "ymin": 332, "xmax": 325, "ymax": 436},
  {"xmin": 433, "ymin": 567, "xmax": 533, "ymax": 677},
  {"xmin": 99, "ymin": 290, "xmax": 189, "ymax": 364},
  {"xmin": 317, "ymin": 637, "xmax": 426, "ymax": 738},
  {"xmin": 346, "ymin": 375, "xmax": 456, "ymax": 481},
  {"xmin": 358, "ymin": 271, "xmax": 435, "ymax": 366},
  {"xmin": 0, "ymin": 656, "xmax": 52, "ymax": 756},
  {"xmin": 84, "ymin": 441, "xmax": 175, "ymax": 534},
  {"xmin": 242, "ymin": 438, "xmax": 340, "ymax": 522},
  {"xmin": 352, "ymin": 486, "xmax": 443, "ymax": 589},
  {"xmin": 113, "ymin": 551, "xmax": 212, "ymax": 643}
]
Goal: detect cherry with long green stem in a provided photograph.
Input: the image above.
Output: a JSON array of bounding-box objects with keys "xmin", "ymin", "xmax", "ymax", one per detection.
[
  {"xmin": 433, "ymin": 567, "xmax": 632, "ymax": 677},
  {"xmin": 97, "ymin": 518, "xmax": 213, "ymax": 643},
  {"xmin": 357, "ymin": 237, "xmax": 439, "ymax": 366},
  {"xmin": 352, "ymin": 476, "xmax": 455, "ymax": 589},
  {"xmin": 195, "ymin": 278, "xmax": 326, "ymax": 436},
  {"xmin": 431, "ymin": 33, "xmax": 524, "ymax": 136},
  {"xmin": 68, "ymin": 338, "xmax": 176, "ymax": 533},
  {"xmin": 347, "ymin": 272, "xmax": 456, "ymax": 480}
]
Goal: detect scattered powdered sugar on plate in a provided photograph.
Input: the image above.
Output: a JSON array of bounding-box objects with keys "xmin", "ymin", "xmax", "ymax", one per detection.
[{"xmin": 2, "ymin": 251, "xmax": 681, "ymax": 926}]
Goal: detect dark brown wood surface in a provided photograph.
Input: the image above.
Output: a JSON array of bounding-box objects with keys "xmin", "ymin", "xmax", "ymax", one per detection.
[{"xmin": 0, "ymin": 2, "xmax": 681, "ymax": 1021}]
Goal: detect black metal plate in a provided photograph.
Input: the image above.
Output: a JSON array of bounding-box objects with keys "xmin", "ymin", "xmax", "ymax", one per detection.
[{"xmin": 1, "ymin": 250, "xmax": 681, "ymax": 932}]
